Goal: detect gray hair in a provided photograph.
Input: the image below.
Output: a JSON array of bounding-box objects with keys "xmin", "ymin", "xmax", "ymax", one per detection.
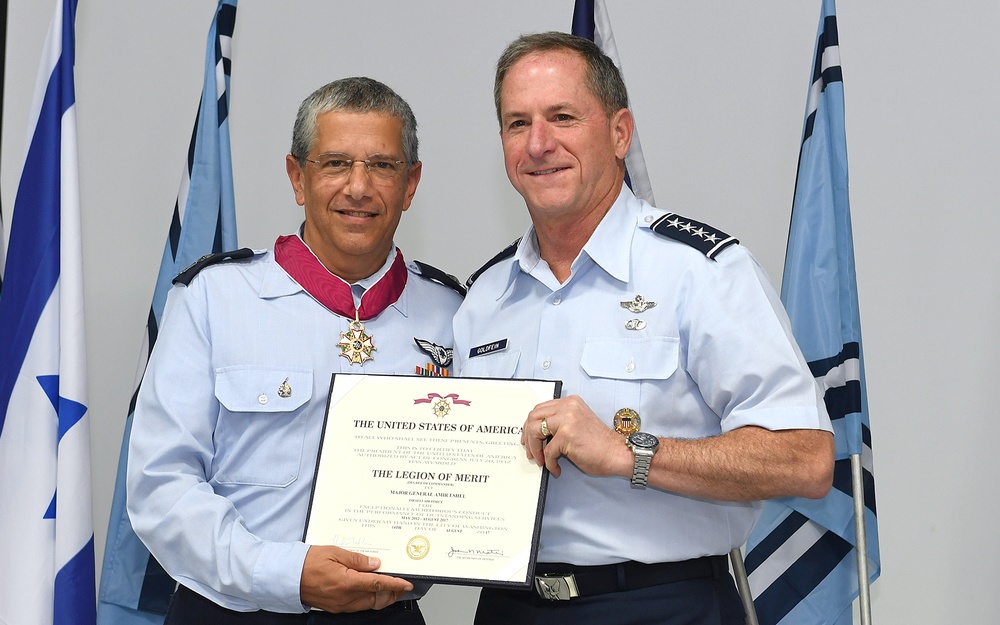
[
  {"xmin": 290, "ymin": 77, "xmax": 418, "ymax": 166},
  {"xmin": 494, "ymin": 31, "xmax": 629, "ymax": 126}
]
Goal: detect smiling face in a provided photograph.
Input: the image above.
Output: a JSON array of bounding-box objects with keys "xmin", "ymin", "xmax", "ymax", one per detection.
[
  {"xmin": 498, "ymin": 48, "xmax": 632, "ymax": 228},
  {"xmin": 286, "ymin": 110, "xmax": 421, "ymax": 282}
]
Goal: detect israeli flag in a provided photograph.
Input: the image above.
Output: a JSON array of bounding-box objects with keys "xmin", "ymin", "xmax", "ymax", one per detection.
[
  {"xmin": 0, "ymin": 1, "xmax": 96, "ymax": 623},
  {"xmin": 745, "ymin": 1, "xmax": 880, "ymax": 623},
  {"xmin": 96, "ymin": 1, "xmax": 239, "ymax": 623}
]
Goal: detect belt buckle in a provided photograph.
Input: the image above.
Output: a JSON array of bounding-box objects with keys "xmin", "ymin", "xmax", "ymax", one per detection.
[{"xmin": 534, "ymin": 573, "xmax": 580, "ymax": 600}]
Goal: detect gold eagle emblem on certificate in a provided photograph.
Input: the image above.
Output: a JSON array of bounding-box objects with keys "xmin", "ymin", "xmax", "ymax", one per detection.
[{"xmin": 406, "ymin": 535, "xmax": 430, "ymax": 560}]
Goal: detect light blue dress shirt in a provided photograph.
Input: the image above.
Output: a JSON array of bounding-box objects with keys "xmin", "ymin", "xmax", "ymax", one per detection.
[
  {"xmin": 127, "ymin": 247, "xmax": 463, "ymax": 612},
  {"xmin": 454, "ymin": 187, "xmax": 831, "ymax": 566}
]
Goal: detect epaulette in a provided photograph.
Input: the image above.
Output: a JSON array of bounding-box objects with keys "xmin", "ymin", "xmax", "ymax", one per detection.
[
  {"xmin": 172, "ymin": 248, "xmax": 256, "ymax": 286},
  {"xmin": 410, "ymin": 260, "xmax": 467, "ymax": 297},
  {"xmin": 466, "ymin": 238, "xmax": 520, "ymax": 289},
  {"xmin": 649, "ymin": 213, "xmax": 738, "ymax": 260}
]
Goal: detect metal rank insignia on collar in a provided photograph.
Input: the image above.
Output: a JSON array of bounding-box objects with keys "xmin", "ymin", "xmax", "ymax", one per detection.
[
  {"xmin": 338, "ymin": 317, "xmax": 376, "ymax": 365},
  {"xmin": 613, "ymin": 408, "xmax": 641, "ymax": 436},
  {"xmin": 621, "ymin": 294, "xmax": 656, "ymax": 313}
]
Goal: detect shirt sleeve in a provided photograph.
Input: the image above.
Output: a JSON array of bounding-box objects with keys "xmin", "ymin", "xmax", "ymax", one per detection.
[
  {"xmin": 682, "ymin": 245, "xmax": 832, "ymax": 433},
  {"xmin": 126, "ymin": 280, "xmax": 310, "ymax": 613}
]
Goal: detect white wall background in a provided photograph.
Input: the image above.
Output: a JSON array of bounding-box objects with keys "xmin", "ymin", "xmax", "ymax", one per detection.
[{"xmin": 2, "ymin": 1, "xmax": 998, "ymax": 623}]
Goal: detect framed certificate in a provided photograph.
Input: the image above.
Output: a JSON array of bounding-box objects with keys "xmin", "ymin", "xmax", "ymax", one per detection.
[{"xmin": 303, "ymin": 374, "xmax": 561, "ymax": 588}]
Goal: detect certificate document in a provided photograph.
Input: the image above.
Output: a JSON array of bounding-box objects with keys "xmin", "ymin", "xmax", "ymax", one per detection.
[{"xmin": 304, "ymin": 374, "xmax": 560, "ymax": 588}]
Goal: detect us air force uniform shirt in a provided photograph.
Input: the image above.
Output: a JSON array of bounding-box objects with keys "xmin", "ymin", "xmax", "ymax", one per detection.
[{"xmin": 454, "ymin": 186, "xmax": 832, "ymax": 566}]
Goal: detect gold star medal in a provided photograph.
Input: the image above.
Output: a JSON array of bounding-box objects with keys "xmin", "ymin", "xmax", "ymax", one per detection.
[{"xmin": 338, "ymin": 314, "xmax": 376, "ymax": 365}]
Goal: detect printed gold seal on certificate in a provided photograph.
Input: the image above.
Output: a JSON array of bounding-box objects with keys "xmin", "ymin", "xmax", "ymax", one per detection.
[{"xmin": 407, "ymin": 536, "xmax": 430, "ymax": 560}]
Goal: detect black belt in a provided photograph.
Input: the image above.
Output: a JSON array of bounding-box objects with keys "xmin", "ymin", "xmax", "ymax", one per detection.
[{"xmin": 533, "ymin": 555, "xmax": 727, "ymax": 600}]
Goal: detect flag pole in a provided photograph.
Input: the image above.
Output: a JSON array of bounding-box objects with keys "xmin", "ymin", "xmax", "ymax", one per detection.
[
  {"xmin": 729, "ymin": 547, "xmax": 759, "ymax": 625},
  {"xmin": 852, "ymin": 453, "xmax": 873, "ymax": 624}
]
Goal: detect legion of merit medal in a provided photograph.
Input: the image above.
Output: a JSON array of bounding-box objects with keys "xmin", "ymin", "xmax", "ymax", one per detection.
[{"xmin": 338, "ymin": 315, "xmax": 376, "ymax": 365}]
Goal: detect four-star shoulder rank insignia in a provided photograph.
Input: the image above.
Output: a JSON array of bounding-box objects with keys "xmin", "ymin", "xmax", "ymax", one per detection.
[{"xmin": 649, "ymin": 213, "xmax": 738, "ymax": 260}]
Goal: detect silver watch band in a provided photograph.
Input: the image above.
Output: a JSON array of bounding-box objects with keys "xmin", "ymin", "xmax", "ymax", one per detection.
[{"xmin": 631, "ymin": 449, "xmax": 654, "ymax": 488}]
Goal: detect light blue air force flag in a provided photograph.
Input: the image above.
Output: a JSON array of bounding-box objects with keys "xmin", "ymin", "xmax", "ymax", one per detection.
[
  {"xmin": 745, "ymin": 1, "xmax": 880, "ymax": 624},
  {"xmin": 0, "ymin": 0, "xmax": 96, "ymax": 623},
  {"xmin": 571, "ymin": 0, "xmax": 656, "ymax": 205},
  {"xmin": 96, "ymin": 1, "xmax": 239, "ymax": 623}
]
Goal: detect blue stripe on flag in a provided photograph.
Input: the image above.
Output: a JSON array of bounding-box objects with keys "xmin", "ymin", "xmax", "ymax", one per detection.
[
  {"xmin": 0, "ymin": 68, "xmax": 65, "ymax": 429},
  {"xmin": 55, "ymin": 537, "xmax": 98, "ymax": 618},
  {"xmin": 571, "ymin": 0, "xmax": 596, "ymax": 40},
  {"xmin": 753, "ymin": 518, "xmax": 853, "ymax": 625}
]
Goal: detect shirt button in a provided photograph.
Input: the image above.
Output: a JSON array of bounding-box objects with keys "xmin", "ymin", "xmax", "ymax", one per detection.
[
  {"xmin": 542, "ymin": 359, "xmax": 551, "ymax": 370},
  {"xmin": 625, "ymin": 362, "xmax": 636, "ymax": 373},
  {"xmin": 258, "ymin": 393, "xmax": 269, "ymax": 405},
  {"xmin": 552, "ymin": 295, "xmax": 562, "ymax": 305}
]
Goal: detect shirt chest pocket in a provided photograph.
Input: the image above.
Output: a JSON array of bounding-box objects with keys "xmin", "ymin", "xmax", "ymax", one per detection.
[
  {"xmin": 212, "ymin": 366, "xmax": 313, "ymax": 487},
  {"xmin": 580, "ymin": 337, "xmax": 679, "ymax": 429}
]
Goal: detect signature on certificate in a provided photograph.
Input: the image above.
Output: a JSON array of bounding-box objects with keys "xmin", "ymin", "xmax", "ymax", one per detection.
[{"xmin": 447, "ymin": 547, "xmax": 505, "ymax": 558}]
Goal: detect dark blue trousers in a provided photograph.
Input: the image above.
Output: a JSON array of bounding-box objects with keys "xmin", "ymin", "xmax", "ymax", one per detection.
[
  {"xmin": 164, "ymin": 585, "xmax": 425, "ymax": 625},
  {"xmin": 474, "ymin": 570, "xmax": 745, "ymax": 625}
]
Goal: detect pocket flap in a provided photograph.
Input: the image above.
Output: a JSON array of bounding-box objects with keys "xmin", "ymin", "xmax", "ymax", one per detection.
[
  {"xmin": 214, "ymin": 366, "xmax": 312, "ymax": 412},
  {"xmin": 581, "ymin": 336, "xmax": 679, "ymax": 380}
]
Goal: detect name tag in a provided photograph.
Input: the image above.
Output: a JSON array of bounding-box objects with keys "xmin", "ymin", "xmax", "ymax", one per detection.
[{"xmin": 469, "ymin": 338, "xmax": 508, "ymax": 359}]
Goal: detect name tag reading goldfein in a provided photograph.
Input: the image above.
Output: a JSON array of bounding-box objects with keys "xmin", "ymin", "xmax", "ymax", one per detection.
[{"xmin": 304, "ymin": 374, "xmax": 560, "ymax": 588}]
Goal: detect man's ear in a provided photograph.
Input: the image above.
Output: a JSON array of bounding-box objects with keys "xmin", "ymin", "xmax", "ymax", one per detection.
[
  {"xmin": 285, "ymin": 154, "xmax": 306, "ymax": 206},
  {"xmin": 611, "ymin": 108, "xmax": 634, "ymax": 161},
  {"xmin": 401, "ymin": 161, "xmax": 422, "ymax": 212}
]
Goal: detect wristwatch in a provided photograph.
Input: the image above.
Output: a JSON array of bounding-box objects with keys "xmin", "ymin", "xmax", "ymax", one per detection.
[{"xmin": 626, "ymin": 431, "xmax": 660, "ymax": 489}]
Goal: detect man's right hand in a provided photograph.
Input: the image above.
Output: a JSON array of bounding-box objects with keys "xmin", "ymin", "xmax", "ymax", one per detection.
[{"xmin": 300, "ymin": 545, "xmax": 414, "ymax": 613}]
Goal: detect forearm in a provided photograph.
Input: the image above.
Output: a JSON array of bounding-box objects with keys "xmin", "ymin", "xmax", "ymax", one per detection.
[
  {"xmin": 127, "ymin": 460, "xmax": 310, "ymax": 612},
  {"xmin": 645, "ymin": 426, "xmax": 834, "ymax": 501}
]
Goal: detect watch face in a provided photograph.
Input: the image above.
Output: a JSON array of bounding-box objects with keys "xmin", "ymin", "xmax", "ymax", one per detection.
[{"xmin": 629, "ymin": 431, "xmax": 659, "ymax": 449}]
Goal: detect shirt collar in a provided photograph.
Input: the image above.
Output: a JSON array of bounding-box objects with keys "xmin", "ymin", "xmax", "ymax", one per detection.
[{"xmin": 504, "ymin": 184, "xmax": 639, "ymax": 293}]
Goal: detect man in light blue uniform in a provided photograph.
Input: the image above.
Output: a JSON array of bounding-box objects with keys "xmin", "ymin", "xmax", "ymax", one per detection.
[
  {"xmin": 455, "ymin": 33, "xmax": 835, "ymax": 625},
  {"xmin": 127, "ymin": 77, "xmax": 464, "ymax": 623}
]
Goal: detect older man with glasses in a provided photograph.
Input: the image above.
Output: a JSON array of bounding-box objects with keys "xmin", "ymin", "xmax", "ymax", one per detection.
[{"xmin": 127, "ymin": 77, "xmax": 465, "ymax": 624}]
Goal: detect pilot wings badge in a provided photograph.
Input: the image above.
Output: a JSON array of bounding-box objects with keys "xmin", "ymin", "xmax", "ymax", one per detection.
[{"xmin": 414, "ymin": 337, "xmax": 454, "ymax": 368}]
